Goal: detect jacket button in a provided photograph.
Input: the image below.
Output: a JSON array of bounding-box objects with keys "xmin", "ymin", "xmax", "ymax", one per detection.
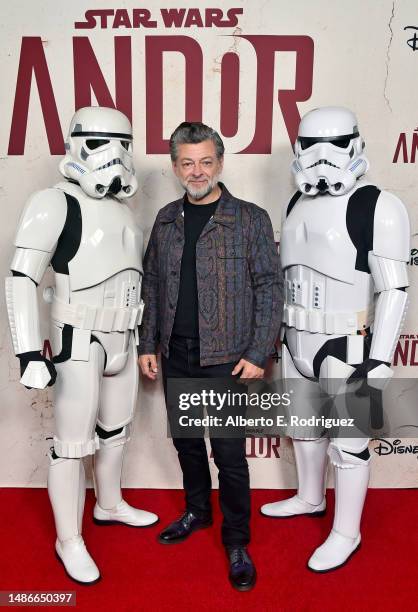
[
  {"xmin": 169, "ymin": 303, "xmax": 174, "ymax": 309},
  {"xmin": 171, "ymin": 271, "xmax": 177, "ymax": 276}
]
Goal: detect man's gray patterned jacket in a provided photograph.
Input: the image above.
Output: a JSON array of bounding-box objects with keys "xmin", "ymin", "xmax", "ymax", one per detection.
[{"xmin": 137, "ymin": 183, "xmax": 283, "ymax": 368}]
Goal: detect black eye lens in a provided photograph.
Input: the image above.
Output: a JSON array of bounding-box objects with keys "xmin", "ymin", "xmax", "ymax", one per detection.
[
  {"xmin": 86, "ymin": 139, "xmax": 109, "ymax": 150},
  {"xmin": 299, "ymin": 138, "xmax": 313, "ymax": 150},
  {"xmin": 333, "ymin": 137, "xmax": 351, "ymax": 148},
  {"xmin": 121, "ymin": 141, "xmax": 130, "ymax": 150},
  {"xmin": 299, "ymin": 136, "xmax": 352, "ymax": 150}
]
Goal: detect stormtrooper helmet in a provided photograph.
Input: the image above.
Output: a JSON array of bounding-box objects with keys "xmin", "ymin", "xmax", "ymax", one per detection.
[
  {"xmin": 292, "ymin": 106, "xmax": 369, "ymax": 196},
  {"xmin": 59, "ymin": 106, "xmax": 138, "ymax": 199}
]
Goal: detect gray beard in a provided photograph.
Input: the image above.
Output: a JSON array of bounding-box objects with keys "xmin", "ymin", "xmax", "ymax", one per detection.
[{"xmin": 182, "ymin": 174, "xmax": 219, "ymax": 201}]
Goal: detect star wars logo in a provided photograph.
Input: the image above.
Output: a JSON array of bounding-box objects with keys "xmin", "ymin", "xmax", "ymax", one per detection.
[
  {"xmin": 7, "ymin": 32, "xmax": 313, "ymax": 155},
  {"xmin": 373, "ymin": 438, "xmax": 418, "ymax": 458},
  {"xmin": 74, "ymin": 8, "xmax": 244, "ymax": 29}
]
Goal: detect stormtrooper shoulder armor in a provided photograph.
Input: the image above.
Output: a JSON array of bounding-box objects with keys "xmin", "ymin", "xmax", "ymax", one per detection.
[
  {"xmin": 14, "ymin": 188, "xmax": 68, "ymax": 253},
  {"xmin": 373, "ymin": 190, "xmax": 410, "ymax": 262}
]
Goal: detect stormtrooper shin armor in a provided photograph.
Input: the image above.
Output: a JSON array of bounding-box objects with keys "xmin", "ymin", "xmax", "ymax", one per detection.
[
  {"xmin": 261, "ymin": 107, "xmax": 410, "ymax": 572},
  {"xmin": 5, "ymin": 107, "xmax": 158, "ymax": 584}
]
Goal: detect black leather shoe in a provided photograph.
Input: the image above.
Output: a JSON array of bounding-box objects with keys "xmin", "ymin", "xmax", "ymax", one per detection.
[
  {"xmin": 226, "ymin": 546, "xmax": 256, "ymax": 591},
  {"xmin": 158, "ymin": 511, "xmax": 212, "ymax": 544}
]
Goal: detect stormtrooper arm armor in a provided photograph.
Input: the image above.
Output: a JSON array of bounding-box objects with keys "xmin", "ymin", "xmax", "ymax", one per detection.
[
  {"xmin": 359, "ymin": 190, "xmax": 410, "ymax": 379},
  {"xmin": 368, "ymin": 255, "xmax": 408, "ymax": 364},
  {"xmin": 5, "ymin": 189, "xmax": 68, "ymax": 387}
]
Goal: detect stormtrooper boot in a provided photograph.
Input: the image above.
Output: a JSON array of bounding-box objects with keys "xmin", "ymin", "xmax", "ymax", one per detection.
[
  {"xmin": 93, "ymin": 433, "xmax": 158, "ymax": 527},
  {"xmin": 308, "ymin": 446, "xmax": 370, "ymax": 572},
  {"xmin": 48, "ymin": 455, "xmax": 100, "ymax": 584},
  {"xmin": 261, "ymin": 438, "xmax": 329, "ymax": 518}
]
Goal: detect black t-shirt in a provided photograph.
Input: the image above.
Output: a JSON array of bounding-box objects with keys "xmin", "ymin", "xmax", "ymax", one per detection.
[{"xmin": 172, "ymin": 195, "xmax": 220, "ymax": 338}]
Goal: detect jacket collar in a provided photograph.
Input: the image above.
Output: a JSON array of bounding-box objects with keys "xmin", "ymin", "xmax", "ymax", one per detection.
[{"xmin": 159, "ymin": 182, "xmax": 237, "ymax": 228}]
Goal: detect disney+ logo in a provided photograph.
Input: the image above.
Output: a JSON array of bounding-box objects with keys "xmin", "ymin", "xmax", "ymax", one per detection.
[{"xmin": 373, "ymin": 439, "xmax": 418, "ymax": 457}]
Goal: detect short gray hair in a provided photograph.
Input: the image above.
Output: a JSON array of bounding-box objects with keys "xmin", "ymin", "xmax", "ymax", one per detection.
[{"xmin": 169, "ymin": 122, "xmax": 225, "ymax": 161}]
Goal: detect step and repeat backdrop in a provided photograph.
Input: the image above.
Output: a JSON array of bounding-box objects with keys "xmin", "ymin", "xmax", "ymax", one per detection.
[{"xmin": 0, "ymin": 0, "xmax": 417, "ymax": 488}]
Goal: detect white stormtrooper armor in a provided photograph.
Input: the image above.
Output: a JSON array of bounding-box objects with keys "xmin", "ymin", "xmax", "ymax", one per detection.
[
  {"xmin": 261, "ymin": 107, "xmax": 410, "ymax": 572},
  {"xmin": 5, "ymin": 107, "xmax": 158, "ymax": 585}
]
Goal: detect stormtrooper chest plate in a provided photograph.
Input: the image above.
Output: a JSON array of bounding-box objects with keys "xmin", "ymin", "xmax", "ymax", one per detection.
[
  {"xmin": 57, "ymin": 184, "xmax": 143, "ymax": 291},
  {"xmin": 280, "ymin": 192, "xmax": 356, "ymax": 284}
]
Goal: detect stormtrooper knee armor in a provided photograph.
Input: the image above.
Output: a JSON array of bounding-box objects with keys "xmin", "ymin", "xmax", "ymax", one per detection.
[
  {"xmin": 261, "ymin": 106, "xmax": 410, "ymax": 571},
  {"xmin": 5, "ymin": 107, "xmax": 158, "ymax": 584}
]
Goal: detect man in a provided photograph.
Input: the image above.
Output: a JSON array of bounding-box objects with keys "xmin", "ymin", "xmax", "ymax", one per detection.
[
  {"xmin": 261, "ymin": 106, "xmax": 410, "ymax": 572},
  {"xmin": 138, "ymin": 122, "xmax": 282, "ymax": 591},
  {"xmin": 5, "ymin": 107, "xmax": 158, "ymax": 584}
]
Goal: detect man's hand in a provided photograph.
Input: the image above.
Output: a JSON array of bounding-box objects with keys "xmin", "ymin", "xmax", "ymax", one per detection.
[
  {"xmin": 232, "ymin": 359, "xmax": 265, "ymax": 379},
  {"xmin": 138, "ymin": 354, "xmax": 158, "ymax": 380}
]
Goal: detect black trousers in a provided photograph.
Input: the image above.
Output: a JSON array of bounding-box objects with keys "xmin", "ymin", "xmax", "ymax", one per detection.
[{"xmin": 161, "ymin": 335, "xmax": 251, "ymax": 546}]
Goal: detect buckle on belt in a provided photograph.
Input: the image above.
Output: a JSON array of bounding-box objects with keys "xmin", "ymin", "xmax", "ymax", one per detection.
[
  {"xmin": 71, "ymin": 303, "xmax": 93, "ymax": 328},
  {"xmin": 82, "ymin": 305, "xmax": 97, "ymax": 330}
]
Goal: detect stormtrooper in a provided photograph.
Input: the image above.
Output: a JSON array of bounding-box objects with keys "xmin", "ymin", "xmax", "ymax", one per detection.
[
  {"xmin": 5, "ymin": 106, "xmax": 159, "ymax": 584},
  {"xmin": 261, "ymin": 107, "xmax": 410, "ymax": 571}
]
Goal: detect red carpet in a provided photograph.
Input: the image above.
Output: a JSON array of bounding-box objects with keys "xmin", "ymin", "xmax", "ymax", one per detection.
[{"xmin": 0, "ymin": 488, "xmax": 416, "ymax": 611}]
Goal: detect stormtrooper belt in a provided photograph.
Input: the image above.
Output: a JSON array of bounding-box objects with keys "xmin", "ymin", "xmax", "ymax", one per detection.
[
  {"xmin": 51, "ymin": 298, "xmax": 144, "ymax": 333},
  {"xmin": 283, "ymin": 304, "xmax": 371, "ymax": 335}
]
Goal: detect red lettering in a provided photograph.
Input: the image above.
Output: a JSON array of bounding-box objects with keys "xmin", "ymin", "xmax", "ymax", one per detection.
[
  {"xmin": 220, "ymin": 53, "xmax": 239, "ymax": 138},
  {"xmin": 226, "ymin": 8, "xmax": 244, "ymax": 27},
  {"xmin": 8, "ymin": 37, "xmax": 64, "ymax": 155},
  {"xmin": 146, "ymin": 36, "xmax": 202, "ymax": 153},
  {"xmin": 8, "ymin": 34, "xmax": 315, "ymax": 156},
  {"xmin": 411, "ymin": 340, "xmax": 418, "ymax": 366},
  {"xmin": 97, "ymin": 10, "xmax": 115, "ymax": 29},
  {"xmin": 113, "ymin": 9, "xmax": 131, "ymax": 29},
  {"xmin": 246, "ymin": 437, "xmax": 257, "ymax": 457},
  {"xmin": 160, "ymin": 8, "xmax": 186, "ymax": 28},
  {"xmin": 204, "ymin": 8, "xmax": 244, "ymax": 27},
  {"xmin": 132, "ymin": 9, "xmax": 157, "ymax": 28},
  {"xmin": 237, "ymin": 35, "xmax": 314, "ymax": 152},
  {"xmin": 43, "ymin": 340, "xmax": 53, "ymax": 361},
  {"xmin": 270, "ymin": 437, "xmax": 280, "ymax": 458},
  {"xmin": 410, "ymin": 131, "xmax": 418, "ymax": 163},
  {"xmin": 393, "ymin": 339, "xmax": 408, "ymax": 366},
  {"xmin": 75, "ymin": 10, "xmax": 114, "ymax": 29},
  {"xmin": 245, "ymin": 437, "xmax": 281, "ymax": 458},
  {"xmin": 73, "ymin": 36, "xmax": 132, "ymax": 122},
  {"xmin": 205, "ymin": 8, "xmax": 224, "ymax": 27},
  {"xmin": 393, "ymin": 133, "xmax": 408, "ymax": 163},
  {"xmin": 74, "ymin": 10, "xmax": 98, "ymax": 29},
  {"xmin": 184, "ymin": 9, "xmax": 204, "ymax": 28},
  {"xmin": 255, "ymin": 438, "xmax": 266, "ymax": 458}
]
